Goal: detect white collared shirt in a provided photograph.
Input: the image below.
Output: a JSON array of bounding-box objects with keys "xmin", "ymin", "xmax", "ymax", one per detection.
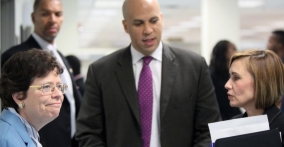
[
  {"xmin": 32, "ymin": 33, "xmax": 76, "ymax": 138},
  {"xmin": 131, "ymin": 42, "xmax": 162, "ymax": 147}
]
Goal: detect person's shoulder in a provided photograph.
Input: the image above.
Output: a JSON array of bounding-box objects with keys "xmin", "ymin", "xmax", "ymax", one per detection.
[
  {"xmin": 273, "ymin": 111, "xmax": 284, "ymax": 123},
  {"xmin": 166, "ymin": 44, "xmax": 202, "ymax": 58},
  {"xmin": 90, "ymin": 47, "xmax": 129, "ymax": 67},
  {"xmin": 164, "ymin": 44, "xmax": 206, "ymax": 67},
  {"xmin": 0, "ymin": 121, "xmax": 24, "ymax": 146},
  {"xmin": 0, "ymin": 119, "xmax": 15, "ymax": 138},
  {"xmin": 2, "ymin": 43, "xmax": 26, "ymax": 56},
  {"xmin": 2, "ymin": 38, "xmax": 34, "ymax": 60},
  {"xmin": 2, "ymin": 36, "xmax": 40, "ymax": 56},
  {"xmin": 270, "ymin": 112, "xmax": 284, "ymax": 135},
  {"xmin": 1, "ymin": 42, "xmax": 30, "ymax": 67},
  {"xmin": 165, "ymin": 44, "xmax": 205, "ymax": 64}
]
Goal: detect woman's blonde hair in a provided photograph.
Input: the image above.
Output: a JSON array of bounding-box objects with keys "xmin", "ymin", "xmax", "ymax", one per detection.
[{"xmin": 229, "ymin": 49, "xmax": 284, "ymax": 109}]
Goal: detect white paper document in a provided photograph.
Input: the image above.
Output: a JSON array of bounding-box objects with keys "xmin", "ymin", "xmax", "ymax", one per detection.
[{"xmin": 208, "ymin": 115, "xmax": 270, "ymax": 142}]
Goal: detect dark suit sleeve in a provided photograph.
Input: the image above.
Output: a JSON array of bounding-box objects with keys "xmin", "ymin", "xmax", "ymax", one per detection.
[
  {"xmin": 193, "ymin": 58, "xmax": 221, "ymax": 147},
  {"xmin": 1, "ymin": 50, "xmax": 14, "ymax": 68},
  {"xmin": 75, "ymin": 64, "xmax": 106, "ymax": 147}
]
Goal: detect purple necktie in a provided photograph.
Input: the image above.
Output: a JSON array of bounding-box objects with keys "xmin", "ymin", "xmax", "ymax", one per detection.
[{"xmin": 138, "ymin": 56, "xmax": 153, "ymax": 147}]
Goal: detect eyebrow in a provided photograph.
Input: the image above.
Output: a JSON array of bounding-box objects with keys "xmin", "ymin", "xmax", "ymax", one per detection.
[
  {"xmin": 150, "ymin": 16, "xmax": 159, "ymax": 20},
  {"xmin": 133, "ymin": 19, "xmax": 143, "ymax": 23},
  {"xmin": 132, "ymin": 16, "xmax": 159, "ymax": 22},
  {"xmin": 39, "ymin": 9, "xmax": 62, "ymax": 13},
  {"xmin": 231, "ymin": 71, "xmax": 239, "ymax": 76}
]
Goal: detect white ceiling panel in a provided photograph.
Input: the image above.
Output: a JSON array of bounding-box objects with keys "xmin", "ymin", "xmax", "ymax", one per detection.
[{"xmin": 77, "ymin": 0, "xmax": 284, "ymax": 50}]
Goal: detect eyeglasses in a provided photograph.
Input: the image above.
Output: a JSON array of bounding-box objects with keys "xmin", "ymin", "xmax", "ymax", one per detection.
[{"xmin": 29, "ymin": 83, "xmax": 68, "ymax": 94}]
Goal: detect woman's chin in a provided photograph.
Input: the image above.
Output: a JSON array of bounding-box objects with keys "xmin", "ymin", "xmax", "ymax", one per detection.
[
  {"xmin": 229, "ymin": 102, "xmax": 238, "ymax": 108},
  {"xmin": 48, "ymin": 110, "xmax": 60, "ymax": 119}
]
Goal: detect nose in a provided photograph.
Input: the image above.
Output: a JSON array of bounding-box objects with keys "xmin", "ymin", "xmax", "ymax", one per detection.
[
  {"xmin": 143, "ymin": 23, "xmax": 153, "ymax": 35},
  {"xmin": 48, "ymin": 14, "xmax": 56, "ymax": 23},
  {"xmin": 51, "ymin": 86, "xmax": 63, "ymax": 100},
  {"xmin": 224, "ymin": 79, "xmax": 231, "ymax": 90}
]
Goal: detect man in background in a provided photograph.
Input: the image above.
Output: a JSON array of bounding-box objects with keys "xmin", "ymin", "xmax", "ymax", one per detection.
[
  {"xmin": 267, "ymin": 30, "xmax": 284, "ymax": 111},
  {"xmin": 267, "ymin": 30, "xmax": 284, "ymax": 62},
  {"xmin": 1, "ymin": 0, "xmax": 81, "ymax": 146},
  {"xmin": 76, "ymin": 0, "xmax": 220, "ymax": 146}
]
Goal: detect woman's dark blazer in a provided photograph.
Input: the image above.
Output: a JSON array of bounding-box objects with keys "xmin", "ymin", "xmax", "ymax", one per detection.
[{"xmin": 233, "ymin": 105, "xmax": 284, "ymax": 147}]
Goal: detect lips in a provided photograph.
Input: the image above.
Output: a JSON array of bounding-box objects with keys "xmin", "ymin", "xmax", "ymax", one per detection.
[
  {"xmin": 143, "ymin": 38, "xmax": 155, "ymax": 47},
  {"xmin": 46, "ymin": 103, "xmax": 61, "ymax": 108},
  {"xmin": 227, "ymin": 93, "xmax": 234, "ymax": 99},
  {"xmin": 45, "ymin": 24, "xmax": 58, "ymax": 33},
  {"xmin": 47, "ymin": 27, "xmax": 57, "ymax": 33}
]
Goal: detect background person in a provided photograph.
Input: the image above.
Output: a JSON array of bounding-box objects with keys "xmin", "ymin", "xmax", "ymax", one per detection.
[
  {"xmin": 225, "ymin": 49, "xmax": 284, "ymax": 147},
  {"xmin": 75, "ymin": 0, "xmax": 220, "ymax": 147},
  {"xmin": 1, "ymin": 0, "xmax": 81, "ymax": 146},
  {"xmin": 66, "ymin": 55, "xmax": 85, "ymax": 96},
  {"xmin": 209, "ymin": 40, "xmax": 242, "ymax": 120},
  {"xmin": 267, "ymin": 30, "xmax": 284, "ymax": 62},
  {"xmin": 267, "ymin": 30, "xmax": 284, "ymax": 109},
  {"xmin": 0, "ymin": 49, "xmax": 66, "ymax": 147}
]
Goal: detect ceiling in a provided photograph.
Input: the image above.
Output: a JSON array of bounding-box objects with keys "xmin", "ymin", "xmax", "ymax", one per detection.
[{"xmin": 77, "ymin": 0, "xmax": 284, "ymax": 51}]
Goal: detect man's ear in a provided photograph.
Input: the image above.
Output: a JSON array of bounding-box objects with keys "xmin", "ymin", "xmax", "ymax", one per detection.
[
  {"xmin": 12, "ymin": 92, "xmax": 24, "ymax": 104},
  {"xmin": 160, "ymin": 12, "xmax": 164, "ymax": 26},
  {"xmin": 122, "ymin": 20, "xmax": 129, "ymax": 34},
  {"xmin": 31, "ymin": 12, "xmax": 35, "ymax": 24}
]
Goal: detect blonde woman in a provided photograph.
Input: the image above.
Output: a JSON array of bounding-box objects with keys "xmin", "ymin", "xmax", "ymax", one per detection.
[{"xmin": 225, "ymin": 49, "xmax": 284, "ymax": 146}]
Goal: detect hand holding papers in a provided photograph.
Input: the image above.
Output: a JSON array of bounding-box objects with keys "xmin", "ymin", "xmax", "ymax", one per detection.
[{"xmin": 208, "ymin": 115, "xmax": 269, "ymax": 143}]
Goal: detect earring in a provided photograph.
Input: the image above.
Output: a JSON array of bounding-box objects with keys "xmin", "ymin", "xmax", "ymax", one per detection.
[{"xmin": 18, "ymin": 102, "xmax": 25, "ymax": 108}]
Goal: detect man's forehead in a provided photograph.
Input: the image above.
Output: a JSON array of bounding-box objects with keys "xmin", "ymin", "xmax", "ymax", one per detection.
[
  {"xmin": 37, "ymin": 0, "xmax": 62, "ymax": 7},
  {"xmin": 36, "ymin": 1, "xmax": 62, "ymax": 10}
]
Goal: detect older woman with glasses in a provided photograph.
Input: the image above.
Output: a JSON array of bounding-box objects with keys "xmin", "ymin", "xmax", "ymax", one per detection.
[{"xmin": 0, "ymin": 49, "xmax": 67, "ymax": 147}]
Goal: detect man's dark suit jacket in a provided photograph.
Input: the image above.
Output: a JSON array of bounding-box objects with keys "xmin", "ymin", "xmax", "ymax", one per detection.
[
  {"xmin": 74, "ymin": 77, "xmax": 85, "ymax": 96},
  {"xmin": 1, "ymin": 35, "xmax": 82, "ymax": 147},
  {"xmin": 76, "ymin": 44, "xmax": 221, "ymax": 147}
]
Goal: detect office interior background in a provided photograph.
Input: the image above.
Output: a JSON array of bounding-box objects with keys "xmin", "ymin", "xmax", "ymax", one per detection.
[{"xmin": 1, "ymin": 0, "xmax": 284, "ymax": 109}]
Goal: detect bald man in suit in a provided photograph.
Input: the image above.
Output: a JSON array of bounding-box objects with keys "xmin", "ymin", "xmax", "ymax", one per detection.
[{"xmin": 75, "ymin": 0, "xmax": 221, "ymax": 147}]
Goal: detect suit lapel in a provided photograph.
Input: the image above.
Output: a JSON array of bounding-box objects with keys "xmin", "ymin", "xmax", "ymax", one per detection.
[
  {"xmin": 160, "ymin": 44, "xmax": 178, "ymax": 119},
  {"xmin": 115, "ymin": 47, "xmax": 141, "ymax": 126},
  {"xmin": 57, "ymin": 51, "xmax": 82, "ymax": 115},
  {"xmin": 26, "ymin": 35, "xmax": 41, "ymax": 49}
]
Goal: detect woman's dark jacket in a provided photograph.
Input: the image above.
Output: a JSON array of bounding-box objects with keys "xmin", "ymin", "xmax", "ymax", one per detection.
[{"xmin": 233, "ymin": 105, "xmax": 284, "ymax": 147}]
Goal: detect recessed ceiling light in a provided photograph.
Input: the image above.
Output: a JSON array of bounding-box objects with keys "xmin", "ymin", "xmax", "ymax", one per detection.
[
  {"xmin": 240, "ymin": 29, "xmax": 255, "ymax": 36},
  {"xmin": 179, "ymin": 21, "xmax": 200, "ymax": 28},
  {"xmin": 253, "ymin": 26, "xmax": 272, "ymax": 32},
  {"xmin": 238, "ymin": 0, "xmax": 264, "ymax": 8},
  {"xmin": 94, "ymin": 1, "xmax": 123, "ymax": 8}
]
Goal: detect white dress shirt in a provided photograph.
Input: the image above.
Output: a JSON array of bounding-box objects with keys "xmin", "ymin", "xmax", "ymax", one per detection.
[
  {"xmin": 32, "ymin": 33, "xmax": 76, "ymax": 137},
  {"xmin": 131, "ymin": 42, "xmax": 162, "ymax": 147}
]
